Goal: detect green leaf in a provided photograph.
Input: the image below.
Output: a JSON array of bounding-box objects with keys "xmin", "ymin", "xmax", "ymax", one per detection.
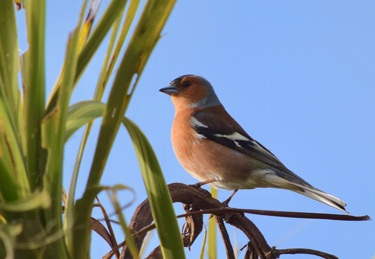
[
  {"xmin": 104, "ymin": 185, "xmax": 139, "ymax": 259},
  {"xmin": 42, "ymin": 9, "xmax": 83, "ymax": 219},
  {"xmin": 45, "ymin": 0, "xmax": 128, "ymax": 113},
  {"xmin": 0, "ymin": 157, "xmax": 19, "ymax": 202},
  {"xmin": 123, "ymin": 118, "xmax": 185, "ymax": 259},
  {"xmin": 72, "ymin": 0, "xmax": 176, "ymax": 257},
  {"xmin": 93, "ymin": 3, "xmax": 127, "ymax": 100},
  {"xmin": 0, "ymin": 190, "xmax": 50, "ymax": 212},
  {"xmin": 22, "ymin": 0, "xmax": 47, "ymax": 190},
  {"xmin": 0, "ymin": 223, "xmax": 22, "ymax": 259},
  {"xmin": 98, "ymin": 0, "xmax": 141, "ymax": 94},
  {"xmin": 208, "ymin": 187, "xmax": 217, "ymax": 259},
  {"xmin": 0, "ymin": 81, "xmax": 29, "ymax": 201},
  {"xmin": 200, "ymin": 226, "xmax": 208, "ymax": 259},
  {"xmin": 64, "ymin": 5, "xmax": 127, "ymax": 227},
  {"xmin": 64, "ymin": 6, "xmax": 127, "ymax": 248},
  {"xmin": 42, "ymin": 1, "xmax": 89, "ymax": 257},
  {"xmin": 76, "ymin": 0, "xmax": 129, "ymax": 82},
  {"xmin": 65, "ymin": 101, "xmax": 105, "ymax": 142},
  {"xmin": 65, "ymin": 100, "xmax": 185, "ymax": 258},
  {"xmin": 0, "ymin": 1, "xmax": 29, "ymax": 202},
  {"xmin": 0, "ymin": 0, "xmax": 22, "ymax": 132}
]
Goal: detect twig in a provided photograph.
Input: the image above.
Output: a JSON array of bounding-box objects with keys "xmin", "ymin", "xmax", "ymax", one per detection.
[
  {"xmin": 144, "ymin": 246, "xmax": 162, "ymax": 259},
  {"xmin": 215, "ymin": 216, "xmax": 235, "ymax": 259},
  {"xmin": 95, "ymin": 197, "xmax": 120, "ymax": 259},
  {"xmin": 178, "ymin": 208, "xmax": 370, "ymax": 221},
  {"xmin": 118, "ymin": 183, "xmax": 369, "ymax": 259},
  {"xmin": 103, "ymin": 241, "xmax": 125, "ymax": 259},
  {"xmin": 273, "ymin": 247, "xmax": 338, "ymax": 259},
  {"xmin": 244, "ymin": 242, "xmax": 258, "ymax": 259}
]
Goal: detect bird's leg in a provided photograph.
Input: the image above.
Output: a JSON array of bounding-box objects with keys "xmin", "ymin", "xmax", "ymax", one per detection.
[
  {"xmin": 191, "ymin": 178, "xmax": 218, "ymax": 189},
  {"xmin": 222, "ymin": 189, "xmax": 238, "ymax": 206}
]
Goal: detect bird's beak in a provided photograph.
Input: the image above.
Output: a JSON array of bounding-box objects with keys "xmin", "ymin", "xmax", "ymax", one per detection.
[{"xmin": 159, "ymin": 85, "xmax": 179, "ymax": 95}]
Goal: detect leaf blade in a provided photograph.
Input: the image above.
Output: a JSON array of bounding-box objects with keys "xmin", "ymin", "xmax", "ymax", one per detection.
[
  {"xmin": 122, "ymin": 118, "xmax": 185, "ymax": 259},
  {"xmin": 22, "ymin": 0, "xmax": 47, "ymax": 190}
]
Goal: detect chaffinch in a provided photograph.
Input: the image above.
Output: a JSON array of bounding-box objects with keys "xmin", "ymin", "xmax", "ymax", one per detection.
[{"xmin": 160, "ymin": 74, "xmax": 347, "ymax": 213}]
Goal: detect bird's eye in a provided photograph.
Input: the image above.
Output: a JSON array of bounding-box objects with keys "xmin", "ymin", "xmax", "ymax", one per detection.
[{"xmin": 182, "ymin": 80, "xmax": 192, "ymax": 87}]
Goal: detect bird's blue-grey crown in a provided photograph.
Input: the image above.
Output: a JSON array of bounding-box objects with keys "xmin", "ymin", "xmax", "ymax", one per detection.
[{"xmin": 171, "ymin": 74, "xmax": 222, "ymax": 108}]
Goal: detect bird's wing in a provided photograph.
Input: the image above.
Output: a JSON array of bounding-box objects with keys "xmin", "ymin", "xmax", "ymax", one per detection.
[
  {"xmin": 192, "ymin": 108, "xmax": 293, "ymax": 174},
  {"xmin": 192, "ymin": 108, "xmax": 347, "ymax": 212}
]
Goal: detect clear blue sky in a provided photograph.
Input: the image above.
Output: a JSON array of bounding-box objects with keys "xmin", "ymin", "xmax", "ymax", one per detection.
[{"xmin": 16, "ymin": 1, "xmax": 375, "ymax": 258}]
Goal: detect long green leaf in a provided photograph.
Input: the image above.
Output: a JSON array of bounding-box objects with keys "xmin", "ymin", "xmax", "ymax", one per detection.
[
  {"xmin": 123, "ymin": 118, "xmax": 185, "ymax": 258},
  {"xmin": 0, "ymin": 0, "xmax": 22, "ymax": 134},
  {"xmin": 73, "ymin": 0, "xmax": 176, "ymax": 258},
  {"xmin": 64, "ymin": 6, "xmax": 127, "ymax": 256},
  {"xmin": 0, "ymin": 190, "xmax": 50, "ymax": 212},
  {"xmin": 76, "ymin": 0, "xmax": 128, "ymax": 82},
  {"xmin": 99, "ymin": 0, "xmax": 141, "ymax": 93},
  {"xmin": 0, "ymin": 155, "xmax": 19, "ymax": 202},
  {"xmin": 66, "ymin": 100, "xmax": 184, "ymax": 258},
  {"xmin": 93, "ymin": 4, "xmax": 126, "ymax": 100},
  {"xmin": 65, "ymin": 101, "xmax": 104, "ymax": 142},
  {"xmin": 0, "ymin": 1, "xmax": 27, "ymax": 199},
  {"xmin": 0, "ymin": 223, "xmax": 22, "ymax": 259},
  {"xmin": 41, "ymin": 1, "xmax": 89, "ymax": 257},
  {"xmin": 22, "ymin": 0, "xmax": 46, "ymax": 190},
  {"xmin": 45, "ymin": 0, "xmax": 128, "ymax": 112},
  {"xmin": 105, "ymin": 185, "xmax": 139, "ymax": 259},
  {"xmin": 0, "ymin": 80, "xmax": 29, "ymax": 201},
  {"xmin": 208, "ymin": 187, "xmax": 217, "ymax": 259},
  {"xmin": 200, "ymin": 226, "xmax": 208, "ymax": 259},
  {"xmin": 42, "ymin": 9, "xmax": 84, "ymax": 220},
  {"xmin": 85, "ymin": 0, "xmax": 176, "ymax": 189}
]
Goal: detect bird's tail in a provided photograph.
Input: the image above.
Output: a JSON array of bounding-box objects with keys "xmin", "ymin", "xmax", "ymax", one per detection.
[{"xmin": 289, "ymin": 182, "xmax": 348, "ymax": 214}]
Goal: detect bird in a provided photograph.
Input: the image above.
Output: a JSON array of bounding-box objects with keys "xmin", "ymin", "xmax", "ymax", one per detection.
[{"xmin": 159, "ymin": 74, "xmax": 347, "ymax": 213}]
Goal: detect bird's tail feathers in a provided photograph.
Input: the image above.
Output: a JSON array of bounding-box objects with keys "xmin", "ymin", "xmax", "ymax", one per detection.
[{"xmin": 289, "ymin": 182, "xmax": 348, "ymax": 214}]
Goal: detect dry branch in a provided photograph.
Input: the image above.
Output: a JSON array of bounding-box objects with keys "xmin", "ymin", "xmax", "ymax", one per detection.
[{"xmin": 112, "ymin": 183, "xmax": 369, "ymax": 259}]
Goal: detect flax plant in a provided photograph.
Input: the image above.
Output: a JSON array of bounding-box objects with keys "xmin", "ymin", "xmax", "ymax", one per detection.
[{"xmin": 0, "ymin": 0, "xmax": 185, "ymax": 258}]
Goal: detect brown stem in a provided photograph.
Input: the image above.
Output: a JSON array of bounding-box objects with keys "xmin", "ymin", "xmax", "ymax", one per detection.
[
  {"xmin": 95, "ymin": 198, "xmax": 120, "ymax": 259},
  {"xmin": 244, "ymin": 242, "xmax": 259, "ymax": 259},
  {"xmin": 177, "ymin": 208, "xmax": 370, "ymax": 221},
  {"xmin": 144, "ymin": 246, "xmax": 162, "ymax": 259},
  {"xmin": 117, "ymin": 183, "xmax": 368, "ymax": 259},
  {"xmin": 215, "ymin": 216, "xmax": 235, "ymax": 259},
  {"xmin": 274, "ymin": 248, "xmax": 338, "ymax": 259}
]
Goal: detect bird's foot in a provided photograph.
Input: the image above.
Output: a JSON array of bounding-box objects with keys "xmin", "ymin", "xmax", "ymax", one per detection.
[
  {"xmin": 222, "ymin": 189, "xmax": 238, "ymax": 207},
  {"xmin": 190, "ymin": 179, "xmax": 217, "ymax": 189}
]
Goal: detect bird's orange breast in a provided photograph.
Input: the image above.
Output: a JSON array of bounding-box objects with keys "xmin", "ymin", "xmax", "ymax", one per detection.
[{"xmin": 171, "ymin": 109, "xmax": 255, "ymax": 190}]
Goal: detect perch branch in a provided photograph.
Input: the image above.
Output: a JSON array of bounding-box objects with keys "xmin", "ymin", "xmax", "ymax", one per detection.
[
  {"xmin": 114, "ymin": 183, "xmax": 369, "ymax": 259},
  {"xmin": 215, "ymin": 216, "xmax": 235, "ymax": 259}
]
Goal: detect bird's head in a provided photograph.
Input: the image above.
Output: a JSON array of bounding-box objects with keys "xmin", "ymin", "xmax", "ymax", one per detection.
[{"xmin": 160, "ymin": 75, "xmax": 221, "ymax": 111}]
